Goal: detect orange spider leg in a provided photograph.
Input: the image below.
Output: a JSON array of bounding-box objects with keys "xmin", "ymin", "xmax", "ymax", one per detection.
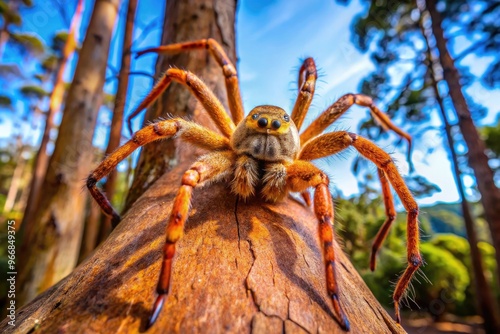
[
  {"xmin": 299, "ymin": 131, "xmax": 421, "ymax": 324},
  {"xmin": 286, "ymin": 160, "xmax": 350, "ymax": 331},
  {"xmin": 149, "ymin": 151, "xmax": 234, "ymax": 327},
  {"xmin": 370, "ymin": 168, "xmax": 396, "ymax": 271},
  {"xmin": 299, "ymin": 94, "xmax": 412, "ymax": 164},
  {"xmin": 291, "ymin": 57, "xmax": 317, "ymax": 131},
  {"xmin": 291, "ymin": 58, "xmax": 318, "ymax": 205},
  {"xmin": 126, "ymin": 68, "xmax": 235, "ymax": 137},
  {"xmin": 136, "ymin": 39, "xmax": 244, "ymax": 124},
  {"xmin": 87, "ymin": 119, "xmax": 231, "ymax": 227}
]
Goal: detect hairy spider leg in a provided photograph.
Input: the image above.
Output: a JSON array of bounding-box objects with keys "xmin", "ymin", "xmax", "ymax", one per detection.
[
  {"xmin": 87, "ymin": 119, "xmax": 231, "ymax": 227},
  {"xmin": 126, "ymin": 68, "xmax": 235, "ymax": 137},
  {"xmin": 299, "ymin": 131, "xmax": 421, "ymax": 324},
  {"xmin": 149, "ymin": 151, "xmax": 234, "ymax": 328},
  {"xmin": 290, "ymin": 58, "xmax": 319, "ymax": 207},
  {"xmin": 370, "ymin": 168, "xmax": 397, "ymax": 271},
  {"xmin": 136, "ymin": 38, "xmax": 244, "ymax": 124},
  {"xmin": 291, "ymin": 57, "xmax": 317, "ymax": 131},
  {"xmin": 286, "ymin": 160, "xmax": 350, "ymax": 331},
  {"xmin": 299, "ymin": 93, "xmax": 413, "ymax": 166}
]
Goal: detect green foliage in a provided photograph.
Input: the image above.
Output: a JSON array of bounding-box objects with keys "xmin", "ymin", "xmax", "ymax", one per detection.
[
  {"xmin": 428, "ymin": 234, "xmax": 499, "ymax": 315},
  {"xmin": 482, "ymin": 120, "xmax": 500, "ymax": 157},
  {"xmin": 52, "ymin": 31, "xmax": 69, "ymax": 54},
  {"xmin": 41, "ymin": 54, "xmax": 59, "ymax": 73},
  {"xmin": 0, "ymin": 64, "xmax": 23, "ymax": 79},
  {"xmin": 0, "ymin": 94, "xmax": 12, "ymax": 109},
  {"xmin": 102, "ymin": 92, "xmax": 116, "ymax": 110},
  {"xmin": 351, "ymin": 0, "xmax": 416, "ymax": 52},
  {"xmin": 418, "ymin": 243, "xmax": 469, "ymax": 303},
  {"xmin": 20, "ymin": 84, "xmax": 49, "ymax": 100},
  {"xmin": 0, "ymin": 2, "xmax": 21, "ymax": 26},
  {"xmin": 427, "ymin": 209, "xmax": 465, "ymax": 236},
  {"xmin": 10, "ymin": 32, "xmax": 45, "ymax": 56}
]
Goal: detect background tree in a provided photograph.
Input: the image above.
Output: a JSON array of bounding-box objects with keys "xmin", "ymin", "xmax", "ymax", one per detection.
[
  {"xmin": 424, "ymin": 0, "xmax": 500, "ymax": 291},
  {"xmin": 21, "ymin": 0, "xmax": 83, "ymax": 231},
  {"xmin": 95, "ymin": 0, "xmax": 138, "ymax": 245},
  {"xmin": 17, "ymin": 0, "xmax": 121, "ymax": 306}
]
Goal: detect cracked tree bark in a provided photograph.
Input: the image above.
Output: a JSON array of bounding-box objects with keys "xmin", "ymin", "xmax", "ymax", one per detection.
[{"xmin": 2, "ymin": 159, "xmax": 404, "ymax": 333}]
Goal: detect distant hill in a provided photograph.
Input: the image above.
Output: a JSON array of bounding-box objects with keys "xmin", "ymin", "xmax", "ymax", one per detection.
[{"xmin": 418, "ymin": 201, "xmax": 491, "ymax": 242}]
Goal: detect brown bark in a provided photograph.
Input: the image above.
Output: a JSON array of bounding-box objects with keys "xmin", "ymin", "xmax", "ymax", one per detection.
[
  {"xmin": 125, "ymin": 0, "xmax": 236, "ymax": 209},
  {"xmin": 419, "ymin": 14, "xmax": 500, "ymax": 331},
  {"xmin": 77, "ymin": 198, "xmax": 102, "ymax": 264},
  {"xmin": 3, "ymin": 138, "xmax": 25, "ymax": 213},
  {"xmin": 17, "ymin": 0, "xmax": 121, "ymax": 306},
  {"xmin": 3, "ymin": 162, "xmax": 405, "ymax": 334},
  {"xmin": 425, "ymin": 0, "xmax": 500, "ymax": 289},
  {"xmin": 21, "ymin": 0, "xmax": 84, "ymax": 230},
  {"xmin": 98, "ymin": 0, "xmax": 139, "ymax": 242},
  {"xmin": 0, "ymin": 22, "xmax": 9, "ymax": 60}
]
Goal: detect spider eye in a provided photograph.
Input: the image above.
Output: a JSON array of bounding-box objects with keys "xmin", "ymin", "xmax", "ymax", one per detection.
[
  {"xmin": 283, "ymin": 114, "xmax": 290, "ymax": 122},
  {"xmin": 251, "ymin": 114, "xmax": 259, "ymax": 120}
]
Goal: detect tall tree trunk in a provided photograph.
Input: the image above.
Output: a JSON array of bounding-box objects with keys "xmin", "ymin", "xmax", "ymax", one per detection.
[
  {"xmin": 21, "ymin": 0, "xmax": 84, "ymax": 230},
  {"xmin": 1, "ymin": 163, "xmax": 405, "ymax": 334},
  {"xmin": 425, "ymin": 0, "xmax": 500, "ymax": 289},
  {"xmin": 3, "ymin": 138, "xmax": 25, "ymax": 213},
  {"xmin": 419, "ymin": 14, "xmax": 500, "ymax": 331},
  {"xmin": 125, "ymin": 0, "xmax": 236, "ymax": 209},
  {"xmin": 78, "ymin": 197, "xmax": 102, "ymax": 263},
  {"xmin": 98, "ymin": 0, "xmax": 138, "ymax": 242},
  {"xmin": 17, "ymin": 0, "xmax": 121, "ymax": 306},
  {"xmin": 0, "ymin": 22, "xmax": 9, "ymax": 61}
]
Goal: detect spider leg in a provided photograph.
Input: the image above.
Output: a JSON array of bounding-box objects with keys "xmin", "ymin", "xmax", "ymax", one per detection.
[
  {"xmin": 299, "ymin": 94, "xmax": 412, "ymax": 165},
  {"xmin": 370, "ymin": 168, "xmax": 396, "ymax": 271},
  {"xmin": 286, "ymin": 160, "xmax": 350, "ymax": 331},
  {"xmin": 87, "ymin": 119, "xmax": 231, "ymax": 227},
  {"xmin": 291, "ymin": 57, "xmax": 317, "ymax": 131},
  {"xmin": 126, "ymin": 68, "xmax": 235, "ymax": 137},
  {"xmin": 299, "ymin": 131, "xmax": 421, "ymax": 324},
  {"xmin": 149, "ymin": 151, "xmax": 234, "ymax": 327},
  {"xmin": 136, "ymin": 39, "xmax": 244, "ymax": 124}
]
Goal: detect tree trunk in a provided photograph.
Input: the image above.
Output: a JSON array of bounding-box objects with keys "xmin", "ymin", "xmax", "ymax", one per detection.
[
  {"xmin": 425, "ymin": 0, "xmax": 500, "ymax": 289},
  {"xmin": 2, "ymin": 162, "xmax": 405, "ymax": 334},
  {"xmin": 17, "ymin": 0, "xmax": 121, "ymax": 306},
  {"xmin": 21, "ymin": 0, "xmax": 84, "ymax": 233},
  {"xmin": 99, "ymin": 0, "xmax": 138, "ymax": 242},
  {"xmin": 419, "ymin": 14, "xmax": 500, "ymax": 330},
  {"xmin": 0, "ymin": 21, "xmax": 9, "ymax": 61},
  {"xmin": 77, "ymin": 197, "xmax": 102, "ymax": 264},
  {"xmin": 125, "ymin": 0, "xmax": 236, "ymax": 209},
  {"xmin": 3, "ymin": 139, "xmax": 25, "ymax": 213}
]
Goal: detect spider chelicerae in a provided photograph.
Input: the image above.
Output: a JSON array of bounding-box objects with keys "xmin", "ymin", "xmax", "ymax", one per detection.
[{"xmin": 87, "ymin": 38, "xmax": 422, "ymax": 331}]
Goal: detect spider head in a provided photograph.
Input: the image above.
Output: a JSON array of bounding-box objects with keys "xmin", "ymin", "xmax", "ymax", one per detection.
[
  {"xmin": 244, "ymin": 105, "xmax": 293, "ymax": 135},
  {"xmin": 231, "ymin": 105, "xmax": 300, "ymax": 161}
]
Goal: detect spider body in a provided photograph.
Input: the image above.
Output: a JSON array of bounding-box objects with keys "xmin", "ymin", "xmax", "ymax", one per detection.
[{"xmin": 87, "ymin": 38, "xmax": 422, "ymax": 331}]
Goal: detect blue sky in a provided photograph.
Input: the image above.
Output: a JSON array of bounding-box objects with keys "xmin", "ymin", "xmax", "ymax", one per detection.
[{"xmin": 1, "ymin": 0, "xmax": 499, "ymax": 207}]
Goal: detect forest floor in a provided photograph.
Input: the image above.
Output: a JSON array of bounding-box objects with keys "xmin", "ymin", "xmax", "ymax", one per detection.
[{"xmin": 403, "ymin": 314, "xmax": 484, "ymax": 334}]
